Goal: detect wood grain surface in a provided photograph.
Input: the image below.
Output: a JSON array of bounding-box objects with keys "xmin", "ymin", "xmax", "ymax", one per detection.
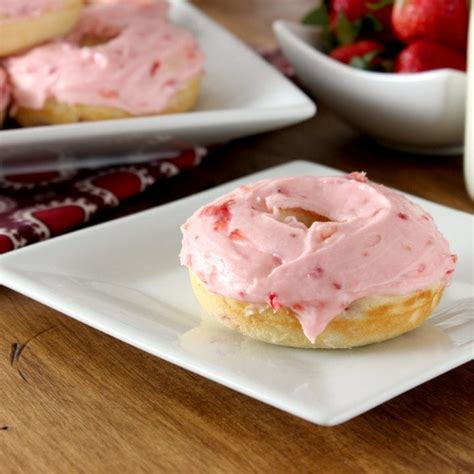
[{"xmin": 1, "ymin": 1, "xmax": 473, "ymax": 472}]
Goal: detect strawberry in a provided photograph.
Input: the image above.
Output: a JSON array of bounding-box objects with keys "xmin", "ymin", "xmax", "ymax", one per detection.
[
  {"xmin": 394, "ymin": 40, "xmax": 467, "ymax": 73},
  {"xmin": 330, "ymin": 39, "xmax": 384, "ymax": 68},
  {"xmin": 392, "ymin": 0, "xmax": 468, "ymax": 52},
  {"xmin": 332, "ymin": 0, "xmax": 371, "ymax": 20},
  {"xmin": 302, "ymin": 0, "xmax": 393, "ymax": 50},
  {"xmin": 332, "ymin": 0, "xmax": 393, "ymax": 30}
]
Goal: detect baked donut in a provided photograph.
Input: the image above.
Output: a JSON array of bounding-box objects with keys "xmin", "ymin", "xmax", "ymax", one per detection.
[
  {"xmin": 0, "ymin": 67, "xmax": 11, "ymax": 127},
  {"xmin": 0, "ymin": 0, "xmax": 83, "ymax": 57},
  {"xmin": 180, "ymin": 172, "xmax": 457, "ymax": 349},
  {"xmin": 5, "ymin": 0, "xmax": 204, "ymax": 126}
]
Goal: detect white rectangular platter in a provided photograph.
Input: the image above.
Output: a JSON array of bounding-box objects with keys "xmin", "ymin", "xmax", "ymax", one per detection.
[{"xmin": 0, "ymin": 161, "xmax": 472, "ymax": 425}]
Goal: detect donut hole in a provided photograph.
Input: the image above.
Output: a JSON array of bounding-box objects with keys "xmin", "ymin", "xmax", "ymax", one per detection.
[
  {"xmin": 79, "ymin": 31, "xmax": 120, "ymax": 47},
  {"xmin": 278, "ymin": 208, "xmax": 332, "ymax": 228}
]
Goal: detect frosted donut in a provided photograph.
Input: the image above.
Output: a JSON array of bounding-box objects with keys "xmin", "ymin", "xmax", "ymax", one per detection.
[
  {"xmin": 5, "ymin": 0, "xmax": 205, "ymax": 125},
  {"xmin": 180, "ymin": 173, "xmax": 457, "ymax": 349},
  {"xmin": 0, "ymin": 67, "xmax": 11, "ymax": 127},
  {"xmin": 0, "ymin": 0, "xmax": 83, "ymax": 57}
]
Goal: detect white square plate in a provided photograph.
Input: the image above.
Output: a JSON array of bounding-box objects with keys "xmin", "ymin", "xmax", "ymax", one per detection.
[
  {"xmin": 0, "ymin": 1, "xmax": 315, "ymax": 164},
  {"xmin": 0, "ymin": 161, "xmax": 472, "ymax": 426}
]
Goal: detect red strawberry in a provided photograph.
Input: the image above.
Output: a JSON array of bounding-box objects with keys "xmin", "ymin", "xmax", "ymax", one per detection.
[
  {"xmin": 330, "ymin": 40, "xmax": 384, "ymax": 67},
  {"xmin": 392, "ymin": 0, "xmax": 468, "ymax": 52},
  {"xmin": 333, "ymin": 0, "xmax": 369, "ymax": 20},
  {"xmin": 332, "ymin": 0, "xmax": 393, "ymax": 29},
  {"xmin": 302, "ymin": 1, "xmax": 393, "ymax": 50},
  {"xmin": 394, "ymin": 40, "xmax": 467, "ymax": 73}
]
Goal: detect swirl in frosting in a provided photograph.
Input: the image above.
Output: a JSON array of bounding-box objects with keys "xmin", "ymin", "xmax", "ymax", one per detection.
[{"xmin": 180, "ymin": 173, "xmax": 456, "ymax": 342}]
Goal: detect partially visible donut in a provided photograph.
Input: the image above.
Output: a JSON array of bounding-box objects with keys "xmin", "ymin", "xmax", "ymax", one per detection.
[
  {"xmin": 180, "ymin": 173, "xmax": 457, "ymax": 349},
  {"xmin": 0, "ymin": 0, "xmax": 83, "ymax": 57},
  {"xmin": 12, "ymin": 76, "xmax": 202, "ymax": 126},
  {"xmin": 0, "ymin": 67, "xmax": 10, "ymax": 127},
  {"xmin": 5, "ymin": 0, "xmax": 205, "ymax": 125}
]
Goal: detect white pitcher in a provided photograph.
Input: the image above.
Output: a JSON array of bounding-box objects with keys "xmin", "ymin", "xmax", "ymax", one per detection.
[{"xmin": 465, "ymin": 5, "xmax": 474, "ymax": 200}]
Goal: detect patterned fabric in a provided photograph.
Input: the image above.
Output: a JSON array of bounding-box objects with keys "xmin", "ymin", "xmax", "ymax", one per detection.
[
  {"xmin": 0, "ymin": 149, "xmax": 206, "ymax": 253},
  {"xmin": 259, "ymin": 49, "xmax": 295, "ymax": 79}
]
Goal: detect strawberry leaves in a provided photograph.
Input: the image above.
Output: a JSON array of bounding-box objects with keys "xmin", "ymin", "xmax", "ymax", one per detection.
[
  {"xmin": 301, "ymin": 0, "xmax": 399, "ymax": 71},
  {"xmin": 330, "ymin": 40, "xmax": 392, "ymax": 70},
  {"xmin": 302, "ymin": 1, "xmax": 390, "ymax": 52},
  {"xmin": 350, "ymin": 50, "xmax": 380, "ymax": 69},
  {"xmin": 349, "ymin": 47, "xmax": 397, "ymax": 72},
  {"xmin": 366, "ymin": 0, "xmax": 394, "ymax": 11},
  {"xmin": 302, "ymin": 1, "xmax": 337, "ymax": 51},
  {"xmin": 335, "ymin": 13, "xmax": 360, "ymax": 44},
  {"xmin": 302, "ymin": 2, "xmax": 330, "ymax": 26}
]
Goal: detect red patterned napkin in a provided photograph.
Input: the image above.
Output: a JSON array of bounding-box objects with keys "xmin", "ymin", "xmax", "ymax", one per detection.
[{"xmin": 0, "ymin": 149, "xmax": 205, "ymax": 254}]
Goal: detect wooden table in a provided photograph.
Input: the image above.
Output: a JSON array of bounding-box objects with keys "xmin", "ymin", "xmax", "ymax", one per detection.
[{"xmin": 1, "ymin": 1, "xmax": 473, "ymax": 472}]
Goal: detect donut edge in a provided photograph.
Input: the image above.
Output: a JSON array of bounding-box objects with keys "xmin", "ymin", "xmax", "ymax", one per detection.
[
  {"xmin": 189, "ymin": 270, "xmax": 444, "ymax": 349},
  {"xmin": 0, "ymin": 0, "xmax": 83, "ymax": 57},
  {"xmin": 13, "ymin": 74, "xmax": 202, "ymax": 126}
]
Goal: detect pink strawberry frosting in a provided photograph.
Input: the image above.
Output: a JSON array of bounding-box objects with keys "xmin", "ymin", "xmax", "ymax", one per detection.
[
  {"xmin": 0, "ymin": 0, "xmax": 60, "ymax": 20},
  {"xmin": 0, "ymin": 67, "xmax": 10, "ymax": 113},
  {"xmin": 180, "ymin": 173, "xmax": 456, "ymax": 343},
  {"xmin": 4, "ymin": 0, "xmax": 205, "ymax": 115}
]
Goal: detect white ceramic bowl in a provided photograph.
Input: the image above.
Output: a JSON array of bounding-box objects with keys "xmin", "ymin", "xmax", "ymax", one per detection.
[{"xmin": 274, "ymin": 20, "xmax": 467, "ymax": 154}]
